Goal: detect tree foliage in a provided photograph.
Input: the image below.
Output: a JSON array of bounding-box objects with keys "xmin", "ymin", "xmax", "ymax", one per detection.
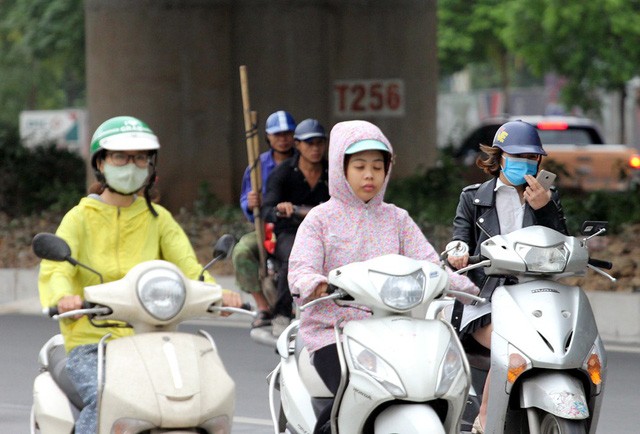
[
  {"xmin": 438, "ymin": 0, "xmax": 508, "ymax": 77},
  {"xmin": 502, "ymin": 0, "xmax": 640, "ymax": 111},
  {"xmin": 0, "ymin": 0, "xmax": 85, "ymax": 126},
  {"xmin": 438, "ymin": 0, "xmax": 640, "ymax": 112}
]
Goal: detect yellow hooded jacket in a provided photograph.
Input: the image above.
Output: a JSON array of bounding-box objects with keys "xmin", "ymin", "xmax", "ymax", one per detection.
[{"xmin": 38, "ymin": 196, "xmax": 215, "ymax": 353}]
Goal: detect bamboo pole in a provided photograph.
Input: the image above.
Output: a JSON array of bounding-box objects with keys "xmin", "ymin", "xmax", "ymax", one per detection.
[{"xmin": 239, "ymin": 66, "xmax": 267, "ymax": 282}]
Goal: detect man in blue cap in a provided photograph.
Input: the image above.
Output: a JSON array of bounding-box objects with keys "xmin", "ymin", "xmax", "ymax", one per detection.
[{"xmin": 233, "ymin": 110, "xmax": 296, "ymax": 331}]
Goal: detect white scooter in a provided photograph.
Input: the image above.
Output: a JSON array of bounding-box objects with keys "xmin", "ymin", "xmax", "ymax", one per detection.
[
  {"xmin": 30, "ymin": 232, "xmax": 251, "ymax": 434},
  {"xmin": 450, "ymin": 221, "xmax": 611, "ymax": 434},
  {"xmin": 268, "ymin": 254, "xmax": 483, "ymax": 434}
]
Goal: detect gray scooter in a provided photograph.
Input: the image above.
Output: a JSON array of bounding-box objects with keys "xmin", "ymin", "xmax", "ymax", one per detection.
[{"xmin": 451, "ymin": 221, "xmax": 612, "ymax": 434}]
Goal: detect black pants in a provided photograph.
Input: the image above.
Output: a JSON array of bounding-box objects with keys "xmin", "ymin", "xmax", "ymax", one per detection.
[
  {"xmin": 313, "ymin": 344, "xmax": 340, "ymax": 434},
  {"xmin": 274, "ymin": 231, "xmax": 295, "ymax": 318}
]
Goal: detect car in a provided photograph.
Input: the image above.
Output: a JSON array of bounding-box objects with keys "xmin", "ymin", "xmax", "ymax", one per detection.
[{"xmin": 454, "ymin": 115, "xmax": 640, "ymax": 191}]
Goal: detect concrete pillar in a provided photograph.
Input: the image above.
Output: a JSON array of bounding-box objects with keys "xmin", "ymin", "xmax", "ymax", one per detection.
[{"xmin": 85, "ymin": 0, "xmax": 437, "ymax": 212}]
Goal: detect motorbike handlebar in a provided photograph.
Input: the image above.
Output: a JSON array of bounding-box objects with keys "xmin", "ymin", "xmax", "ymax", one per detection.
[
  {"xmin": 326, "ymin": 283, "xmax": 339, "ymax": 294},
  {"xmin": 208, "ymin": 302, "xmax": 257, "ymax": 318},
  {"xmin": 275, "ymin": 205, "xmax": 312, "ymax": 219},
  {"xmin": 588, "ymin": 258, "xmax": 613, "ymax": 270},
  {"xmin": 44, "ymin": 301, "xmax": 93, "ymax": 318},
  {"xmin": 467, "ymin": 255, "xmax": 483, "ymax": 265}
]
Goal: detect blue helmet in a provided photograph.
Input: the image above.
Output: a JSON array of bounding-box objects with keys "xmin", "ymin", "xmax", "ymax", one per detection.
[
  {"xmin": 294, "ymin": 118, "xmax": 326, "ymax": 141},
  {"xmin": 265, "ymin": 110, "xmax": 296, "ymax": 134},
  {"xmin": 492, "ymin": 120, "xmax": 547, "ymax": 155}
]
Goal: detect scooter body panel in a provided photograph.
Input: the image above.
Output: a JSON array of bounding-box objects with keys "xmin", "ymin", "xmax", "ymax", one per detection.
[
  {"xmin": 492, "ymin": 281, "xmax": 598, "ymax": 368},
  {"xmin": 338, "ymin": 317, "xmax": 469, "ymax": 434},
  {"xmin": 278, "ymin": 357, "xmax": 318, "ymax": 434},
  {"xmin": 98, "ymin": 332, "xmax": 235, "ymax": 433},
  {"xmin": 32, "ymin": 372, "xmax": 75, "ymax": 434},
  {"xmin": 483, "ymin": 281, "xmax": 606, "ymax": 434}
]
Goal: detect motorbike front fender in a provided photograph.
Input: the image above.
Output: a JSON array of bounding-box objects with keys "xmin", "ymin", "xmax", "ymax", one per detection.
[
  {"xmin": 374, "ymin": 404, "xmax": 445, "ymax": 434},
  {"xmin": 520, "ymin": 372, "xmax": 589, "ymax": 419}
]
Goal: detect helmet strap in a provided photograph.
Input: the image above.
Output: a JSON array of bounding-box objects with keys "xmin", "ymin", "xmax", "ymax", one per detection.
[{"xmin": 143, "ymin": 163, "xmax": 159, "ymax": 217}]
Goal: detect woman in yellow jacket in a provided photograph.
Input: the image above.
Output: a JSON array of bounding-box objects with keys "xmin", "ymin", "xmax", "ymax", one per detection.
[{"xmin": 38, "ymin": 115, "xmax": 241, "ymax": 434}]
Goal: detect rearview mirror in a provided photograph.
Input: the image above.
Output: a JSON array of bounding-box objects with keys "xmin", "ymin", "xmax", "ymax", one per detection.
[
  {"xmin": 213, "ymin": 234, "xmax": 237, "ymax": 260},
  {"xmin": 32, "ymin": 233, "xmax": 72, "ymax": 262},
  {"xmin": 581, "ymin": 221, "xmax": 608, "ymax": 236}
]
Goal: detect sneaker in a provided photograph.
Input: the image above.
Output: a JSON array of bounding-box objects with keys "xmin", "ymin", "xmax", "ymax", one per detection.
[
  {"xmin": 271, "ymin": 315, "xmax": 291, "ymax": 337},
  {"xmin": 251, "ymin": 310, "xmax": 272, "ymax": 329},
  {"xmin": 471, "ymin": 415, "xmax": 484, "ymax": 434}
]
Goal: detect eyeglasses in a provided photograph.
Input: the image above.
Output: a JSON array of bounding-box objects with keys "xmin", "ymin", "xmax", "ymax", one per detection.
[{"xmin": 106, "ymin": 152, "xmax": 151, "ymax": 168}]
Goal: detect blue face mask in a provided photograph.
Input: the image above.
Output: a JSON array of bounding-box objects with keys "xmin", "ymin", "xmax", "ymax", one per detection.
[{"xmin": 501, "ymin": 156, "xmax": 538, "ymax": 186}]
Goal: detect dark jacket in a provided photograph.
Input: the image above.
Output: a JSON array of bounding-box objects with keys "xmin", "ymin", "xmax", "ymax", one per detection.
[
  {"xmin": 261, "ymin": 153, "xmax": 330, "ymax": 236},
  {"xmin": 452, "ymin": 177, "xmax": 568, "ymax": 298}
]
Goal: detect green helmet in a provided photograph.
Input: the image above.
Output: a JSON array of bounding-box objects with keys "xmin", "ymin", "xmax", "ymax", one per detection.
[{"xmin": 90, "ymin": 116, "xmax": 160, "ymax": 169}]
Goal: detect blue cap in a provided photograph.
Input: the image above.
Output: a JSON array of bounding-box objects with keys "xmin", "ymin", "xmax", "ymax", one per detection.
[
  {"xmin": 265, "ymin": 111, "xmax": 296, "ymax": 134},
  {"xmin": 492, "ymin": 120, "xmax": 547, "ymax": 156},
  {"xmin": 294, "ymin": 119, "xmax": 326, "ymax": 141},
  {"xmin": 345, "ymin": 139, "xmax": 389, "ymax": 155}
]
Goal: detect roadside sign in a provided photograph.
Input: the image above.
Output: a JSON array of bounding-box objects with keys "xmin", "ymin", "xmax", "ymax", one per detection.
[
  {"xmin": 333, "ymin": 79, "xmax": 405, "ymax": 117},
  {"xmin": 19, "ymin": 109, "xmax": 88, "ymax": 158}
]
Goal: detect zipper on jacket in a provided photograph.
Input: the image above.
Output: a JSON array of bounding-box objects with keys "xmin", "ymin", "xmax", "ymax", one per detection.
[{"xmin": 115, "ymin": 207, "xmax": 121, "ymax": 274}]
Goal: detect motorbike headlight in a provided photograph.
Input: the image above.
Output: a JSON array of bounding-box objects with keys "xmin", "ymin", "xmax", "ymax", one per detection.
[
  {"xmin": 136, "ymin": 268, "xmax": 186, "ymax": 321},
  {"xmin": 435, "ymin": 340, "xmax": 465, "ymax": 397},
  {"xmin": 347, "ymin": 338, "xmax": 406, "ymax": 397},
  {"xmin": 515, "ymin": 243, "xmax": 568, "ymax": 273},
  {"xmin": 371, "ymin": 269, "xmax": 426, "ymax": 310}
]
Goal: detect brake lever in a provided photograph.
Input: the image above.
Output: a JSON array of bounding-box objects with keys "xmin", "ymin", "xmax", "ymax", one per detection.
[{"xmin": 300, "ymin": 290, "xmax": 346, "ymax": 311}]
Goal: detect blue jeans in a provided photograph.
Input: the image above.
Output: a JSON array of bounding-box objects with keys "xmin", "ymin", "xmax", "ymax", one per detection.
[{"xmin": 66, "ymin": 344, "xmax": 99, "ymax": 434}]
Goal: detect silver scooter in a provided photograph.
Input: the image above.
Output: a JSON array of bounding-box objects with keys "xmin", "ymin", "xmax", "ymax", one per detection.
[
  {"xmin": 452, "ymin": 221, "xmax": 612, "ymax": 434},
  {"xmin": 31, "ymin": 233, "xmax": 252, "ymax": 434}
]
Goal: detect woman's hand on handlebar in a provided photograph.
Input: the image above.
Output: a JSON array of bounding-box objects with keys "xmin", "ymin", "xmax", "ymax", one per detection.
[
  {"xmin": 310, "ymin": 282, "xmax": 329, "ymax": 301},
  {"xmin": 448, "ymin": 253, "xmax": 469, "ymax": 270},
  {"xmin": 57, "ymin": 295, "xmax": 84, "ymax": 319}
]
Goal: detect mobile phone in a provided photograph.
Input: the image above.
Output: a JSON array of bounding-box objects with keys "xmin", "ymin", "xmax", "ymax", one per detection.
[{"xmin": 536, "ymin": 169, "xmax": 556, "ymax": 190}]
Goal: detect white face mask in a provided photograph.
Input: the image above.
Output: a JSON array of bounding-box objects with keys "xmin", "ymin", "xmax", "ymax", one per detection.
[{"xmin": 102, "ymin": 163, "xmax": 149, "ymax": 195}]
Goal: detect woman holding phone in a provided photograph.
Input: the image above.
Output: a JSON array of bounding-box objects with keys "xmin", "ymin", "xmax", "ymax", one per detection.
[{"xmin": 445, "ymin": 120, "xmax": 569, "ymax": 433}]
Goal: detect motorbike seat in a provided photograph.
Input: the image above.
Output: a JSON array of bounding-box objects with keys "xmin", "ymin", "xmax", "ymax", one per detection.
[
  {"xmin": 294, "ymin": 334, "xmax": 333, "ymax": 398},
  {"xmin": 42, "ymin": 335, "xmax": 86, "ymax": 411}
]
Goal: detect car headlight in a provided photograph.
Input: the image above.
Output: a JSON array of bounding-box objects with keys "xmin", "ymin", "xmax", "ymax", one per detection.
[
  {"xmin": 371, "ymin": 269, "xmax": 426, "ymax": 310},
  {"xmin": 515, "ymin": 243, "xmax": 568, "ymax": 273},
  {"xmin": 435, "ymin": 340, "xmax": 465, "ymax": 397},
  {"xmin": 348, "ymin": 338, "xmax": 406, "ymax": 397},
  {"xmin": 136, "ymin": 268, "xmax": 186, "ymax": 320}
]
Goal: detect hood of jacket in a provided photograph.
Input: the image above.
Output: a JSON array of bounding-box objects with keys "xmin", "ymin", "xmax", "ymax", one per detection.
[{"xmin": 328, "ymin": 120, "xmax": 393, "ymax": 207}]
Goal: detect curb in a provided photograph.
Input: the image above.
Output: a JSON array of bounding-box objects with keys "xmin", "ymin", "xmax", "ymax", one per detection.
[{"xmin": 1, "ymin": 268, "xmax": 639, "ymax": 346}]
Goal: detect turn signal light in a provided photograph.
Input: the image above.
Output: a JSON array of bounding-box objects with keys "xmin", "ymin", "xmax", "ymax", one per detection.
[
  {"xmin": 507, "ymin": 353, "xmax": 529, "ymax": 384},
  {"xmin": 629, "ymin": 154, "xmax": 640, "ymax": 169},
  {"xmin": 586, "ymin": 353, "xmax": 602, "ymax": 385}
]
